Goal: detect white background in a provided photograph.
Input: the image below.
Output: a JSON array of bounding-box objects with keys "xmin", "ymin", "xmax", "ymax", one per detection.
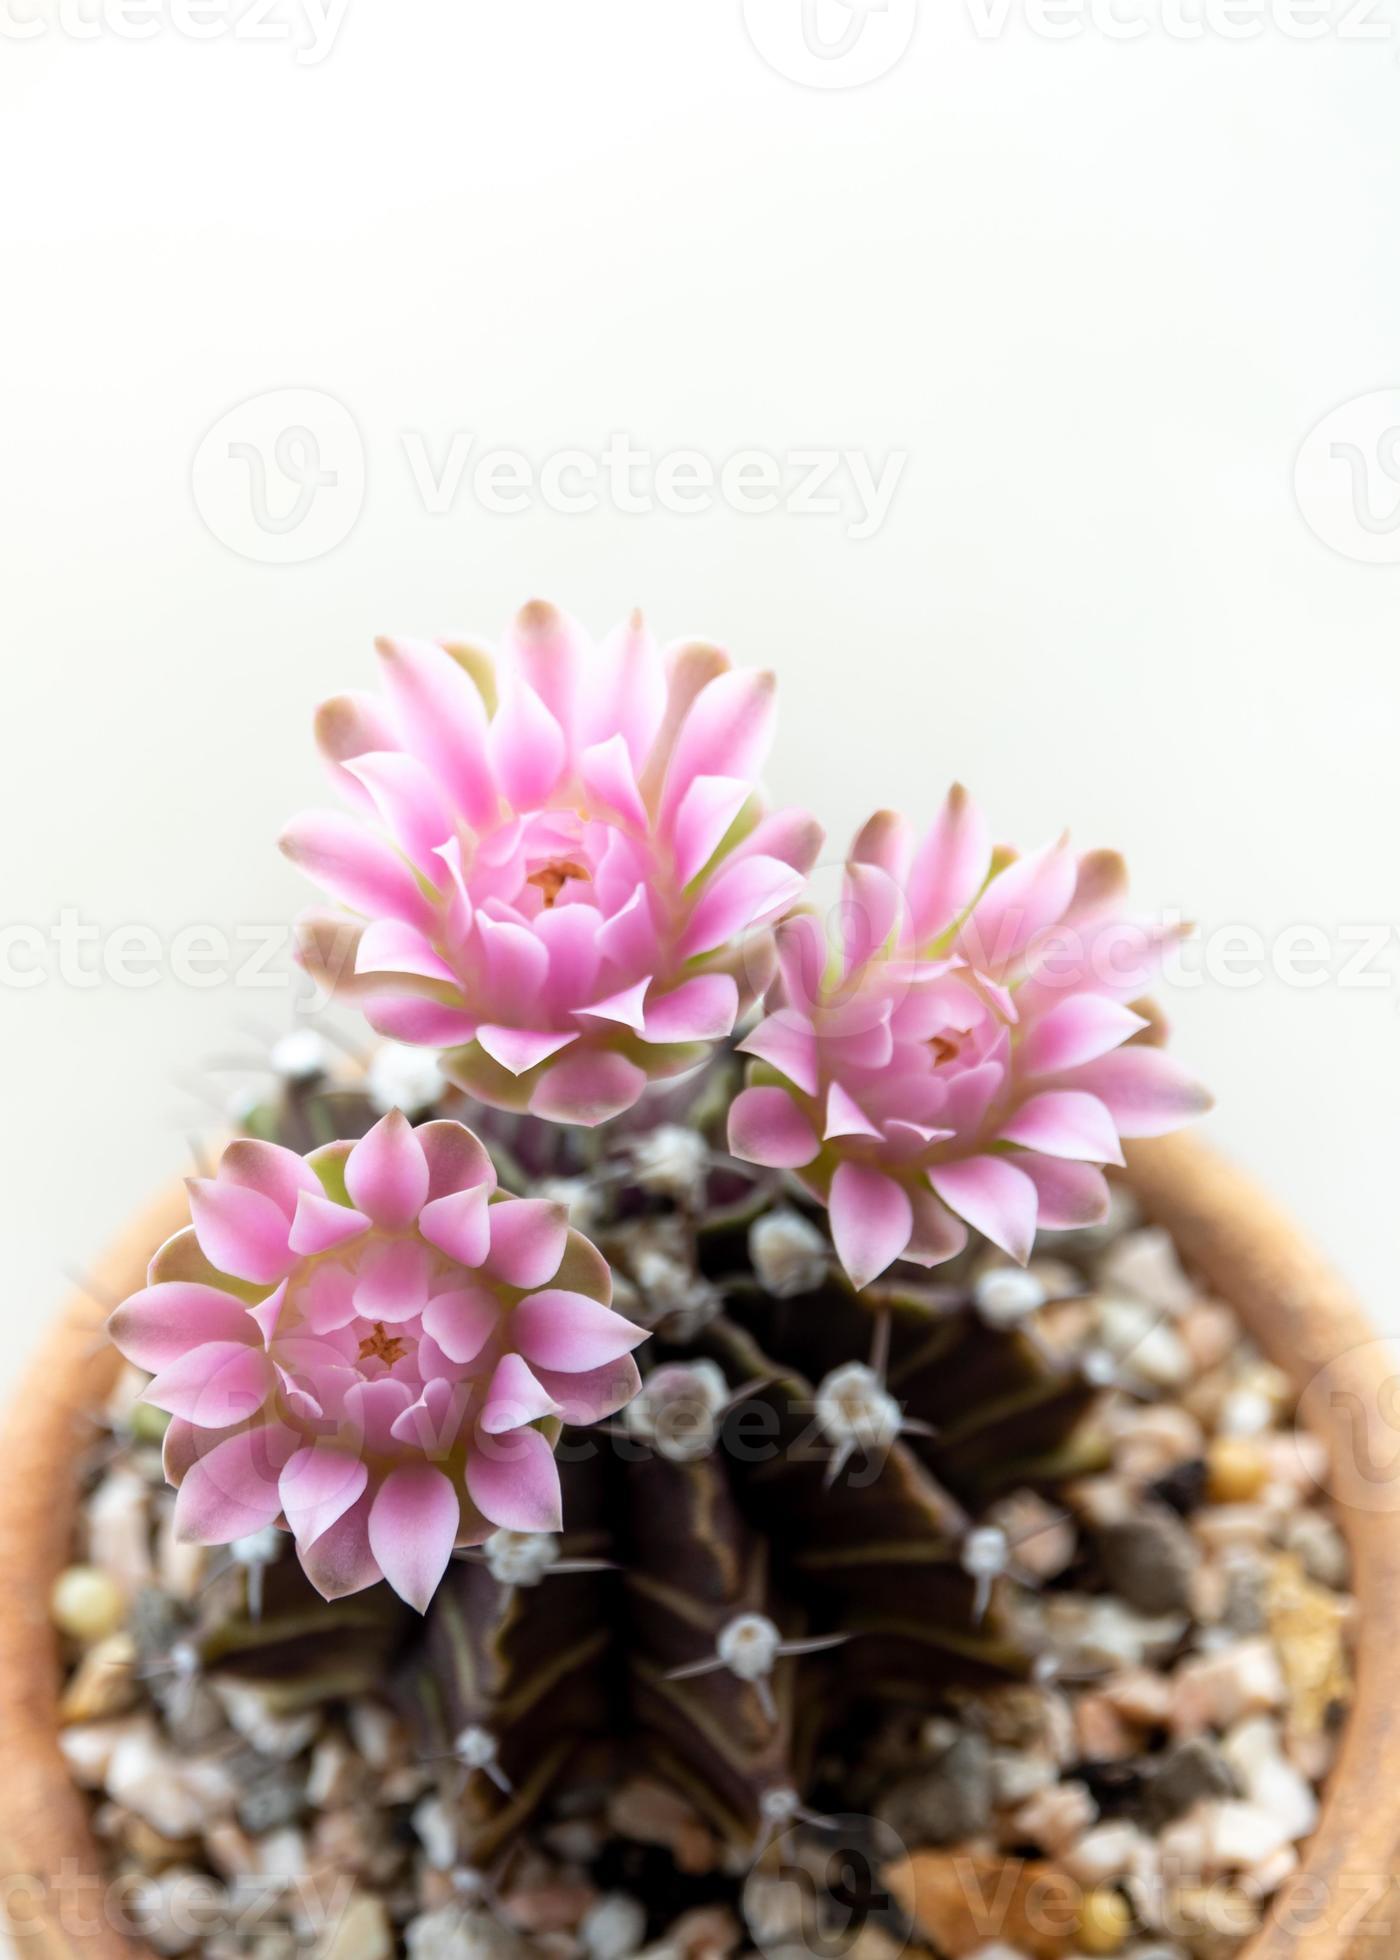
[{"xmin": 2, "ymin": 0, "xmax": 1399, "ymax": 1407}]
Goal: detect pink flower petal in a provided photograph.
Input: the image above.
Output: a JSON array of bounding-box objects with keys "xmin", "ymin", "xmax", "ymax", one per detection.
[
  {"xmin": 841, "ymin": 861, "xmax": 904, "ymax": 973},
  {"xmin": 580, "ymin": 732, "xmax": 648, "ymax": 829},
  {"xmin": 928, "ymin": 1155, "xmax": 1038, "ymax": 1264},
  {"xmin": 219, "ymin": 1140, "xmax": 321, "ymax": 1222},
  {"xmin": 580, "ymin": 612, "xmax": 666, "ymax": 767},
  {"xmin": 1019, "ymin": 995, "xmax": 1148, "ymax": 1076},
  {"xmin": 172, "ymin": 1423, "xmax": 296, "ymax": 1545},
  {"xmin": 363, "ymin": 995, "xmax": 479, "ymax": 1046},
  {"xmin": 1070, "ymin": 1047, "xmax": 1214, "ymax": 1138},
  {"xmin": 302, "ymin": 1264, "xmax": 359, "ymax": 1334},
  {"xmin": 660, "ymin": 668, "xmax": 776, "ymax": 826},
  {"xmin": 248, "ymin": 1279, "xmax": 289, "ymax": 1346},
  {"xmin": 390, "ymin": 1376, "xmax": 473, "ymax": 1453},
  {"xmin": 1019, "ymin": 1156, "xmax": 1111, "ymax": 1230},
  {"xmin": 999, "ymin": 1089, "xmax": 1124, "ymax": 1165},
  {"xmin": 314, "ymin": 690, "xmax": 400, "ymax": 812},
  {"xmin": 961, "ymin": 836, "xmax": 1077, "ymax": 975},
  {"xmin": 575, "ymin": 978, "xmax": 650, "ymax": 1034},
  {"xmin": 671, "ymin": 774, "xmax": 753, "ymax": 885},
  {"xmin": 355, "ymin": 918, "xmax": 457, "ymax": 984},
  {"xmin": 476, "ymin": 1024, "xmax": 579, "ymax": 1076},
  {"xmin": 642, "ymin": 974, "xmax": 739, "ymax": 1044},
  {"xmin": 374, "ymin": 635, "xmax": 499, "ymax": 830},
  {"xmin": 288, "ymin": 1190, "xmax": 373, "ymax": 1256},
  {"xmin": 906, "ymin": 784, "xmax": 992, "ymax": 946},
  {"xmin": 280, "ymin": 810, "xmax": 434, "ymax": 933},
  {"xmin": 344, "ymin": 750, "xmax": 456, "ymax": 873},
  {"xmin": 353, "ymin": 1238, "xmax": 433, "ymax": 1324},
  {"xmin": 417, "ymin": 1119, "xmax": 498, "ymax": 1202},
  {"xmin": 342, "ymin": 1378, "xmax": 416, "ymax": 1455},
  {"xmin": 727, "ymin": 1085, "xmax": 820, "ymax": 1170},
  {"xmin": 528, "ymin": 1049, "xmax": 647, "ymax": 1126},
  {"xmin": 739, "ymin": 1008, "xmax": 820, "ymax": 1098},
  {"xmin": 534, "ymin": 1355, "xmax": 642, "ymax": 1424},
  {"xmin": 480, "ymin": 1353, "xmax": 562, "ymax": 1434},
  {"xmin": 368, "ymin": 1464, "xmax": 461, "ymax": 1612},
  {"xmin": 465, "ymin": 1426, "xmax": 563, "ymax": 1533},
  {"xmin": 824, "ymin": 1082, "xmax": 881, "ymax": 1142},
  {"xmin": 279, "ymin": 1447, "xmax": 369, "ymax": 1549},
  {"xmin": 484, "ymin": 1200, "xmax": 568, "ymax": 1289},
  {"xmin": 678, "ymin": 854, "xmax": 806, "ymax": 958},
  {"xmin": 108, "ymin": 1284, "xmax": 257, "ymax": 1374},
  {"xmin": 514, "ymin": 1289, "xmax": 647, "ymax": 1371},
  {"xmin": 419, "ymin": 1185, "xmax": 491, "ymax": 1268},
  {"xmin": 421, "ymin": 1282, "xmax": 500, "ymax": 1364},
  {"xmin": 345, "ymin": 1110, "xmax": 430, "ymax": 1228},
  {"xmin": 828, "ymin": 1162, "xmax": 914, "ymax": 1291},
  {"xmin": 904, "ymin": 1186, "xmax": 969, "ymax": 1267},
  {"xmin": 297, "ymin": 1488, "xmax": 384, "ymax": 1601},
  {"xmin": 489, "ymin": 680, "xmax": 568, "ymax": 808},
  {"xmin": 144, "ymin": 1343, "xmax": 274, "ymax": 1426},
  {"xmin": 186, "ymin": 1177, "xmax": 295, "ymax": 1286}
]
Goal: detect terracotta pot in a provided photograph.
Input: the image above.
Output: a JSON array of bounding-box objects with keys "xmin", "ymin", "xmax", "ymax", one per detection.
[{"xmin": 1, "ymin": 1135, "xmax": 1398, "ymax": 1958}]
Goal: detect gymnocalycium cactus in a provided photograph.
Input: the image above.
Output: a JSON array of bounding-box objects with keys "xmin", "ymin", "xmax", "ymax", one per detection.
[{"xmin": 108, "ymin": 601, "xmax": 1209, "ymax": 1857}]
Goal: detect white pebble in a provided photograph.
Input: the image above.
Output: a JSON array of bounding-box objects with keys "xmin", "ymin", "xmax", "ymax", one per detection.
[
  {"xmin": 581, "ymin": 1893, "xmax": 648, "ymax": 1960},
  {"xmin": 975, "ymin": 1267, "xmax": 1047, "ymax": 1326},
  {"xmin": 367, "ymin": 1040, "xmax": 443, "ymax": 1115}
]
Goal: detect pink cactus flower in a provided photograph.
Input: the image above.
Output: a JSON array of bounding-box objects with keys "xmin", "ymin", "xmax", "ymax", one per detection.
[
  {"xmin": 107, "ymin": 1114, "xmax": 645, "ymax": 1611},
  {"xmin": 728, "ymin": 788, "xmax": 1211, "ymax": 1291},
  {"xmin": 282, "ymin": 603, "xmax": 822, "ymax": 1126}
]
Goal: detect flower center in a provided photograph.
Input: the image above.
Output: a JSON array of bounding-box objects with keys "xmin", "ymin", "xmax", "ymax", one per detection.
[
  {"xmin": 928, "ymin": 1034, "xmax": 961, "ymax": 1065},
  {"xmin": 357, "ymin": 1321, "xmax": 410, "ymax": 1369},
  {"xmin": 526, "ymin": 858, "xmax": 591, "ymax": 907}
]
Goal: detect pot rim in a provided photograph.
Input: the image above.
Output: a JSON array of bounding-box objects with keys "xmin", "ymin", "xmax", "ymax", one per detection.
[{"xmin": 1, "ymin": 1134, "xmax": 1398, "ymax": 1958}]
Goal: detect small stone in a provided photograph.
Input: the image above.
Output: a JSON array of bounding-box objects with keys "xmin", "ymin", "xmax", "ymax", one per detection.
[
  {"xmin": 989, "ymin": 1749, "xmax": 1057, "ymax": 1807},
  {"xmin": 1178, "ymin": 1304, "xmax": 1237, "ymax": 1376},
  {"xmin": 215, "ymin": 1681, "xmax": 320, "ymax": 1760},
  {"xmin": 608, "ymin": 1778, "xmax": 716, "ymax": 1874},
  {"xmin": 60, "ymin": 1715, "xmax": 147, "ymax": 1788},
  {"xmin": 1098, "ymin": 1229, "xmax": 1194, "ymax": 1315},
  {"xmin": 1264, "ymin": 1555, "xmax": 1351, "ymax": 1738},
  {"xmin": 1097, "ymin": 1299, "xmax": 1190, "ymax": 1391},
  {"xmin": 128, "ymin": 1867, "xmax": 230, "ymax": 1955},
  {"xmin": 1205, "ymin": 1800, "xmax": 1291, "ymax": 1872},
  {"xmin": 405, "ymin": 1908, "xmax": 529, "ymax": 1960},
  {"xmin": 1010, "ymin": 1780, "xmax": 1098, "ymax": 1855},
  {"xmin": 1038, "ymin": 1594, "xmax": 1186, "ymax": 1673},
  {"xmin": 1103, "ymin": 1669, "xmax": 1173, "ymax": 1730},
  {"xmin": 500, "ymin": 1877, "xmax": 598, "ymax": 1936},
  {"xmin": 414, "ymin": 1794, "xmax": 459, "ymax": 1871},
  {"xmin": 106, "ymin": 1721, "xmax": 239, "ymax": 1838},
  {"xmin": 306, "ymin": 1735, "xmax": 368, "ymax": 1810},
  {"xmin": 1205, "ymin": 1440, "xmax": 1269, "ymax": 1506},
  {"xmin": 314, "ymin": 1893, "xmax": 393, "ymax": 1960},
  {"xmin": 1216, "ymin": 1390, "xmax": 1274, "ymax": 1440},
  {"xmin": 203, "ymin": 1821, "xmax": 260, "ymax": 1880},
  {"xmin": 86, "ymin": 1469, "xmax": 155, "ymax": 1592},
  {"xmin": 237, "ymin": 1765, "xmax": 307, "ymax": 1836},
  {"xmin": 1113, "ymin": 1408, "xmax": 1205, "ymax": 1486},
  {"xmin": 1076, "ymin": 1885, "xmax": 1133, "ymax": 1954},
  {"xmin": 1218, "ymin": 1559, "xmax": 1268, "ymax": 1638},
  {"xmin": 988, "ymin": 1491, "xmax": 1076, "ymax": 1581},
  {"xmin": 59, "ymin": 1632, "xmax": 138, "ymax": 1723},
  {"xmin": 1158, "ymin": 1887, "xmax": 1258, "ymax": 1960},
  {"xmin": 346, "ymin": 1700, "xmax": 409, "ymax": 1771},
  {"xmin": 1144, "ymin": 1741, "xmax": 1237, "ymax": 1828},
  {"xmin": 877, "ymin": 1733, "xmax": 993, "ymax": 1846},
  {"xmin": 665, "ymin": 1905, "xmax": 740, "ymax": 1959},
  {"xmin": 581, "ymin": 1894, "xmax": 648, "ymax": 1960},
  {"xmin": 1191, "ymin": 1506, "xmax": 1272, "ymax": 1557},
  {"xmin": 885, "ymin": 1852, "xmax": 1078, "ymax": 1960},
  {"xmin": 1098, "ymin": 1511, "xmax": 1199, "ymax": 1617},
  {"xmin": 1170, "ymin": 1641, "xmax": 1284, "ymax": 1739},
  {"xmin": 1283, "ymin": 1512, "xmax": 1349, "ymax": 1591},
  {"xmin": 1074, "ymin": 1694, "xmax": 1136, "ymax": 1764},
  {"xmin": 1064, "ymin": 1823, "xmax": 1151, "ymax": 1888},
  {"xmin": 118, "ymin": 1811, "xmax": 204, "ymax": 1871},
  {"xmin": 749, "ymin": 1208, "xmax": 829, "ymax": 1299},
  {"xmin": 51, "ymin": 1564, "xmax": 127, "ymax": 1642},
  {"xmin": 1237, "ymin": 1843, "xmax": 1298, "ymax": 1902}
]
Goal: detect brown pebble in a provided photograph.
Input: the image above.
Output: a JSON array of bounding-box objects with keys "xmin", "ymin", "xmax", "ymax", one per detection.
[
  {"xmin": 1207, "ymin": 1439, "xmax": 1269, "ymax": 1505},
  {"xmin": 1076, "ymin": 1885, "xmax": 1133, "ymax": 1954},
  {"xmin": 1074, "ymin": 1693, "xmax": 1136, "ymax": 1763}
]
